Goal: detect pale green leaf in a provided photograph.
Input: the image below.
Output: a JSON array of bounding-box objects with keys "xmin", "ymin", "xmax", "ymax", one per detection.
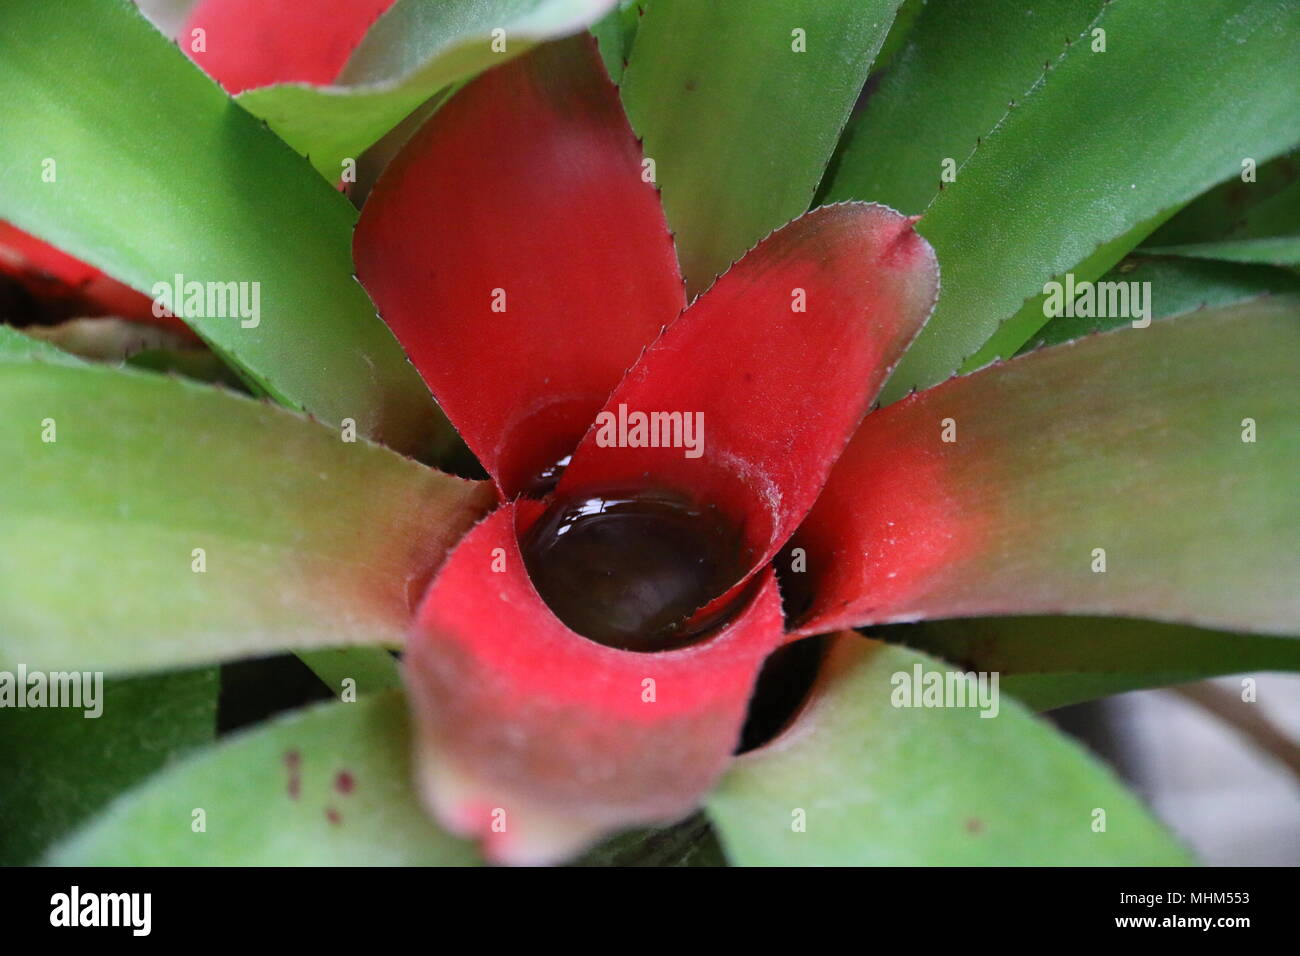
[
  {"xmin": 0, "ymin": 326, "xmax": 78, "ymax": 365},
  {"xmin": 0, "ymin": 360, "xmax": 493, "ymax": 674},
  {"xmin": 709, "ymin": 637, "xmax": 1191, "ymax": 865},
  {"xmin": 47, "ymin": 692, "xmax": 480, "ymax": 865}
]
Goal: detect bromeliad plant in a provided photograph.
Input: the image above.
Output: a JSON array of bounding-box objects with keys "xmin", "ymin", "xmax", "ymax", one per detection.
[{"xmin": 1, "ymin": 0, "xmax": 1297, "ymax": 866}]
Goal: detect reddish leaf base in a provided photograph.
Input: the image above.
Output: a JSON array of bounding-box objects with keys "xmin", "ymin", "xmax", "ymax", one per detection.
[{"xmin": 405, "ymin": 505, "xmax": 786, "ymax": 865}]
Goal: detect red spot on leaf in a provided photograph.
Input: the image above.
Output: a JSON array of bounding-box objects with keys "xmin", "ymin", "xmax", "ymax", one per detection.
[
  {"xmin": 284, "ymin": 750, "xmax": 301, "ymax": 800},
  {"xmin": 335, "ymin": 771, "xmax": 355, "ymax": 795},
  {"xmin": 326, "ymin": 808, "xmax": 342, "ymax": 826},
  {"xmin": 966, "ymin": 818, "xmax": 984, "ymax": 835}
]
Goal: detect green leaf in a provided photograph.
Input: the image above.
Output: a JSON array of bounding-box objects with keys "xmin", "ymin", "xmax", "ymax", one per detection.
[
  {"xmin": 236, "ymin": 0, "xmax": 620, "ymax": 179},
  {"xmin": 877, "ymin": 0, "xmax": 1300, "ymax": 403},
  {"xmin": 888, "ymin": 616, "xmax": 1300, "ymax": 712},
  {"xmin": 865, "ymin": 0, "xmax": 924, "ymax": 81},
  {"xmin": 1021, "ymin": 255, "xmax": 1300, "ymax": 351},
  {"xmin": 591, "ymin": 0, "xmax": 645, "ymax": 85},
  {"xmin": 1142, "ymin": 235, "xmax": 1300, "ymax": 268},
  {"xmin": 0, "ymin": 667, "xmax": 217, "ymax": 865},
  {"xmin": 47, "ymin": 691, "xmax": 480, "ymax": 865},
  {"xmin": 823, "ymin": 0, "xmax": 1104, "ymax": 215},
  {"xmin": 621, "ymin": 0, "xmax": 901, "ymax": 295},
  {"xmin": 1143, "ymin": 151, "xmax": 1300, "ymax": 246},
  {"xmin": 708, "ymin": 637, "xmax": 1191, "ymax": 865},
  {"xmin": 296, "ymin": 647, "xmax": 403, "ymax": 697},
  {"xmin": 4, "ymin": 328, "xmax": 381, "ymax": 684},
  {"xmin": 0, "ymin": 0, "xmax": 444, "ymax": 457},
  {"xmin": 0, "ymin": 360, "xmax": 493, "ymax": 674}
]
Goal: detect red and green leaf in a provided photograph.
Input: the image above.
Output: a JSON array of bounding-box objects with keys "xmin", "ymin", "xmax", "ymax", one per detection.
[
  {"xmin": 793, "ymin": 297, "xmax": 1300, "ymax": 638},
  {"xmin": 232, "ymin": 0, "xmax": 620, "ymax": 178},
  {"xmin": 559, "ymin": 203, "xmax": 939, "ymax": 596},
  {"xmin": 403, "ymin": 504, "xmax": 786, "ymax": 864},
  {"xmin": 0, "ymin": 359, "xmax": 492, "ymax": 674}
]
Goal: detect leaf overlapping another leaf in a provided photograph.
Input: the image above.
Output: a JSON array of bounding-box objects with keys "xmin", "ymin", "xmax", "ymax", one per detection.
[
  {"xmin": 621, "ymin": 0, "xmax": 905, "ymax": 295},
  {"xmin": 0, "ymin": 0, "xmax": 444, "ymax": 456},
  {"xmin": 857, "ymin": 0, "xmax": 1300, "ymax": 401},
  {"xmin": 236, "ymin": 0, "xmax": 621, "ymax": 178}
]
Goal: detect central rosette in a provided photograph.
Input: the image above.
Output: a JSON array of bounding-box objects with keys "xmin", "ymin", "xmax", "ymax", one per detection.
[{"xmin": 521, "ymin": 487, "xmax": 751, "ymax": 652}]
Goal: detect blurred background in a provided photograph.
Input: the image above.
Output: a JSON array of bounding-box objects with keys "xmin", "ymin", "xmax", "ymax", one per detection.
[{"xmin": 1055, "ymin": 674, "xmax": 1300, "ymax": 865}]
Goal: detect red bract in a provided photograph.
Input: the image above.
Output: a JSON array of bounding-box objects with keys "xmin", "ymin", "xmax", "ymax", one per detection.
[
  {"xmin": 354, "ymin": 38, "xmax": 685, "ymax": 498},
  {"xmin": 354, "ymin": 37, "xmax": 939, "ymax": 863},
  {"xmin": 184, "ymin": 0, "xmax": 397, "ymax": 93},
  {"xmin": 0, "ymin": 222, "xmax": 169, "ymax": 328}
]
